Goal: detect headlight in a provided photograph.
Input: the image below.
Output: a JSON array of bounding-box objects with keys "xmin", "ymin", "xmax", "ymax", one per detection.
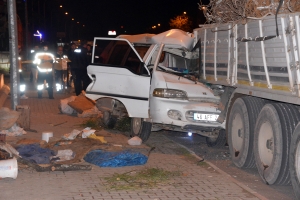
[{"xmin": 153, "ymin": 88, "xmax": 187, "ymax": 100}]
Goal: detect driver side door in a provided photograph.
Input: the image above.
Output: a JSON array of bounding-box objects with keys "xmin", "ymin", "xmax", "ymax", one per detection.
[{"xmin": 86, "ymin": 38, "xmax": 151, "ymax": 118}]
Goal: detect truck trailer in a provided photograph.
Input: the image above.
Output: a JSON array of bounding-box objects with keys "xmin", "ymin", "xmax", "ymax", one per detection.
[{"xmin": 194, "ymin": 11, "xmax": 300, "ymax": 199}]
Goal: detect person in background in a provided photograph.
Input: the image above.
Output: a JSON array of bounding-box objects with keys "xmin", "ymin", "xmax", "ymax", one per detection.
[
  {"xmin": 33, "ymin": 44, "xmax": 55, "ymax": 99},
  {"xmin": 18, "ymin": 45, "xmax": 28, "ymax": 99},
  {"xmin": 30, "ymin": 45, "xmax": 40, "ymax": 88},
  {"xmin": 86, "ymin": 44, "xmax": 92, "ymax": 64},
  {"xmin": 67, "ymin": 43, "xmax": 90, "ymax": 95},
  {"xmin": 54, "ymin": 46, "xmax": 70, "ymax": 93}
]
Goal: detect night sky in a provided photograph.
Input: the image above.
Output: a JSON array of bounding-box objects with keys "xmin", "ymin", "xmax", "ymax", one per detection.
[{"xmin": 57, "ymin": 0, "xmax": 206, "ymax": 39}]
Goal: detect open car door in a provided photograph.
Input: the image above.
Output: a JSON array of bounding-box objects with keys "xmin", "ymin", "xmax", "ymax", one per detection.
[{"xmin": 85, "ymin": 38, "xmax": 151, "ymax": 118}]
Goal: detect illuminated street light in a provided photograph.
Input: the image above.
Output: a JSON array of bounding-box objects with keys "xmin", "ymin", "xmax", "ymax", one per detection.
[
  {"xmin": 72, "ymin": 18, "xmax": 74, "ymax": 20},
  {"xmin": 60, "ymin": 5, "xmax": 62, "ymax": 8},
  {"xmin": 183, "ymin": 11, "xmax": 187, "ymax": 14},
  {"xmin": 65, "ymin": 12, "xmax": 68, "ymax": 15},
  {"xmin": 158, "ymin": 24, "xmax": 161, "ymax": 26},
  {"xmin": 77, "ymin": 22, "xmax": 80, "ymax": 24}
]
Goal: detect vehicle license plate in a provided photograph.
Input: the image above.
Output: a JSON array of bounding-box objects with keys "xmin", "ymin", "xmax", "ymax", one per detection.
[{"xmin": 193, "ymin": 113, "xmax": 218, "ymax": 121}]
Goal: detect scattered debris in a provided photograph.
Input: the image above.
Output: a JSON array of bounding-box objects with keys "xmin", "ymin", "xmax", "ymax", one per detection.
[
  {"xmin": 17, "ymin": 157, "xmax": 92, "ymax": 172},
  {"xmin": 42, "ymin": 138, "xmax": 107, "ymax": 165},
  {"xmin": 50, "ymin": 121, "xmax": 67, "ymax": 127},
  {"xmin": 0, "ymin": 157, "xmax": 18, "ymax": 179},
  {"xmin": 51, "ymin": 149, "xmax": 75, "ymax": 162},
  {"xmin": 62, "ymin": 129, "xmax": 81, "ymax": 140},
  {"xmin": 42, "ymin": 132, "xmax": 53, "ymax": 143},
  {"xmin": 128, "ymin": 136, "xmax": 142, "ymax": 146},
  {"xmin": 0, "ymin": 107, "xmax": 20, "ymax": 130},
  {"xmin": 88, "ymin": 134, "xmax": 107, "ymax": 143},
  {"xmin": 77, "ymin": 106, "xmax": 102, "ymax": 118},
  {"xmin": 55, "ymin": 141, "xmax": 72, "ymax": 146},
  {"xmin": 67, "ymin": 93, "xmax": 95, "ymax": 114},
  {"xmin": 0, "ymin": 143, "xmax": 20, "ymax": 157},
  {"xmin": 84, "ymin": 150, "xmax": 148, "ymax": 167},
  {"xmin": 81, "ymin": 127, "xmax": 96, "ymax": 138},
  {"xmin": 0, "ymin": 124, "xmax": 27, "ymax": 136},
  {"xmin": 147, "ymin": 147, "xmax": 155, "ymax": 157},
  {"xmin": 59, "ymin": 96, "xmax": 77, "ymax": 115},
  {"xmin": 24, "ymin": 128, "xmax": 37, "ymax": 133},
  {"xmin": 16, "ymin": 144, "xmax": 55, "ymax": 164},
  {"xmin": 104, "ymin": 168, "xmax": 181, "ymax": 190},
  {"xmin": 16, "ymin": 138, "xmax": 41, "ymax": 145}
]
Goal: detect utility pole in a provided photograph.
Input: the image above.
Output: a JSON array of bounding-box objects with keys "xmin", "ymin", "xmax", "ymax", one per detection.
[
  {"xmin": 24, "ymin": 0, "xmax": 29, "ymax": 60},
  {"xmin": 7, "ymin": 0, "xmax": 19, "ymax": 110}
]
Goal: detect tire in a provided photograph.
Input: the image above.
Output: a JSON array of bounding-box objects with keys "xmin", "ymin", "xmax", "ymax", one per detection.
[
  {"xmin": 102, "ymin": 111, "xmax": 117, "ymax": 129},
  {"xmin": 227, "ymin": 96, "xmax": 264, "ymax": 168},
  {"xmin": 130, "ymin": 118, "xmax": 152, "ymax": 142},
  {"xmin": 206, "ymin": 129, "xmax": 226, "ymax": 148},
  {"xmin": 290, "ymin": 122, "xmax": 300, "ymax": 199},
  {"xmin": 254, "ymin": 103, "xmax": 300, "ymax": 185}
]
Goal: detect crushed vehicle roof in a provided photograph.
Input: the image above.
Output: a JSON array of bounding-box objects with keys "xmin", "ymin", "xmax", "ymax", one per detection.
[{"xmin": 118, "ymin": 29, "xmax": 195, "ymax": 51}]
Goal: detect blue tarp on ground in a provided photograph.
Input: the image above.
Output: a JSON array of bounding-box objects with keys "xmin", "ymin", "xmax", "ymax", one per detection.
[
  {"xmin": 84, "ymin": 150, "xmax": 148, "ymax": 167},
  {"xmin": 16, "ymin": 144, "xmax": 56, "ymax": 164}
]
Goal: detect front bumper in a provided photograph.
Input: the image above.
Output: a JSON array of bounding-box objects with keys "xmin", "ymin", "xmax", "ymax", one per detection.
[{"xmin": 150, "ymin": 96, "xmax": 225, "ymax": 132}]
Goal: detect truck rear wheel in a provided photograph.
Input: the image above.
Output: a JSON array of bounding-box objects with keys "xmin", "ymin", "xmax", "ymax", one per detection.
[
  {"xmin": 290, "ymin": 122, "xmax": 300, "ymax": 199},
  {"xmin": 228, "ymin": 97, "xmax": 264, "ymax": 168},
  {"xmin": 254, "ymin": 103, "xmax": 300, "ymax": 185},
  {"xmin": 130, "ymin": 118, "xmax": 152, "ymax": 142}
]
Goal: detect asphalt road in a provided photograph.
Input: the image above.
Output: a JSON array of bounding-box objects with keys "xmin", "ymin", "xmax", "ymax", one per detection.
[{"xmin": 162, "ymin": 131, "xmax": 296, "ymax": 200}]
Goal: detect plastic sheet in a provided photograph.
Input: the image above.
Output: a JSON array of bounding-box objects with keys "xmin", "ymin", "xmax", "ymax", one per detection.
[
  {"xmin": 16, "ymin": 144, "xmax": 55, "ymax": 164},
  {"xmin": 84, "ymin": 150, "xmax": 148, "ymax": 167}
]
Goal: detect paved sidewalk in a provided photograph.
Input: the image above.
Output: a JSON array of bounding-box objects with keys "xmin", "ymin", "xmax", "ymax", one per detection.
[{"xmin": 0, "ymin": 80, "xmax": 266, "ymax": 200}]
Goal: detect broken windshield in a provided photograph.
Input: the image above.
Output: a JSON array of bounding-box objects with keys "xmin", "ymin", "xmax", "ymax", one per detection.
[{"xmin": 156, "ymin": 49, "xmax": 200, "ymax": 81}]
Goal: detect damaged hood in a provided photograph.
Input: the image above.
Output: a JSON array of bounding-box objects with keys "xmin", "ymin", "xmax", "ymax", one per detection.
[
  {"xmin": 151, "ymin": 29, "xmax": 195, "ymax": 51},
  {"xmin": 118, "ymin": 29, "xmax": 195, "ymax": 51}
]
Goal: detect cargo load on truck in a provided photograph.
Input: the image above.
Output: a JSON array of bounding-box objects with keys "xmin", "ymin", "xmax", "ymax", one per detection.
[{"xmin": 199, "ymin": 0, "xmax": 300, "ymax": 24}]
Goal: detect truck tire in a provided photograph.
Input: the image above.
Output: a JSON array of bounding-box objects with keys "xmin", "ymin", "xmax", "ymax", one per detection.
[
  {"xmin": 206, "ymin": 129, "xmax": 226, "ymax": 148},
  {"xmin": 290, "ymin": 122, "xmax": 300, "ymax": 199},
  {"xmin": 102, "ymin": 111, "xmax": 117, "ymax": 129},
  {"xmin": 130, "ymin": 118, "xmax": 152, "ymax": 142},
  {"xmin": 254, "ymin": 103, "xmax": 300, "ymax": 185},
  {"xmin": 228, "ymin": 97, "xmax": 264, "ymax": 168}
]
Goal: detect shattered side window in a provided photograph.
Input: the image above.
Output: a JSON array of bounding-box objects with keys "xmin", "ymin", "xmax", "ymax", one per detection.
[
  {"xmin": 92, "ymin": 39, "xmax": 150, "ymax": 76},
  {"xmin": 93, "ymin": 40, "xmax": 129, "ymax": 65}
]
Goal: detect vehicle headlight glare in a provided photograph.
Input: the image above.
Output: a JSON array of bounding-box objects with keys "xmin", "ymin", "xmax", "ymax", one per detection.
[{"xmin": 153, "ymin": 88, "xmax": 187, "ymax": 100}]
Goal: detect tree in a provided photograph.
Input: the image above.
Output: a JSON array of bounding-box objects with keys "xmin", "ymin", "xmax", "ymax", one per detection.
[{"xmin": 169, "ymin": 14, "xmax": 193, "ymax": 32}]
